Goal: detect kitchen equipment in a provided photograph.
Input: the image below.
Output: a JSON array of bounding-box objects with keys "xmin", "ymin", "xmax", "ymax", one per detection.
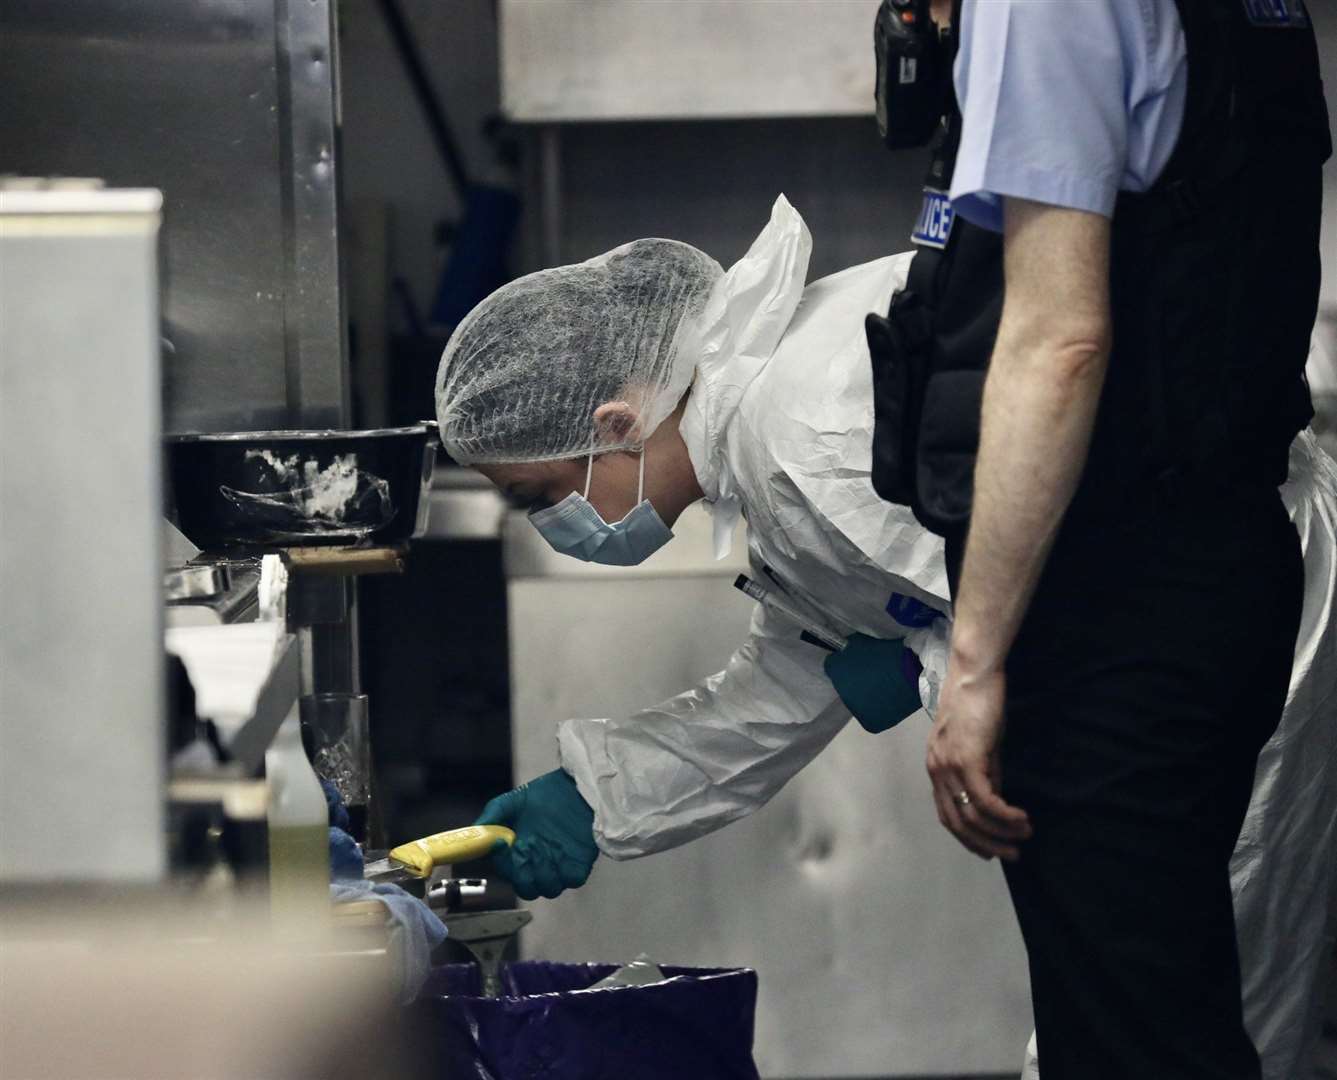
[
  {"xmin": 165, "ymin": 424, "xmax": 437, "ymax": 549},
  {"xmin": 284, "ymin": 546, "xmax": 405, "ymax": 575},
  {"xmin": 165, "ymin": 563, "xmax": 228, "ymax": 602},
  {"xmin": 164, "ymin": 519, "xmax": 202, "ymax": 567},
  {"xmin": 444, "ymin": 910, "xmax": 533, "ymax": 998},
  {"xmin": 0, "ymin": 0, "xmax": 347, "ymax": 434},
  {"xmin": 165, "ymin": 564, "xmax": 226, "ymax": 602},
  {"xmin": 500, "ymin": 0, "xmax": 880, "ymax": 122},
  {"xmin": 428, "ymin": 877, "xmax": 488, "ymax": 912},
  {"xmin": 300, "ymin": 693, "xmax": 371, "ymax": 838},
  {"xmin": 164, "ymin": 559, "xmax": 263, "ymax": 627},
  {"xmin": 1, "ymin": 184, "xmax": 166, "ymax": 885},
  {"xmin": 363, "ymin": 825, "xmax": 515, "ymax": 885}
]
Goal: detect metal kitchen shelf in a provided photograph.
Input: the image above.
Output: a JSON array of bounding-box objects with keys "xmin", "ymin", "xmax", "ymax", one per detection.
[{"xmin": 166, "ymin": 626, "xmax": 300, "ymax": 775}]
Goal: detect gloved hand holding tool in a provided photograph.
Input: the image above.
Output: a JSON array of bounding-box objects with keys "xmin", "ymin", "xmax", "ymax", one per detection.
[
  {"xmin": 363, "ymin": 823, "xmax": 516, "ymax": 883},
  {"xmin": 475, "ymin": 769, "xmax": 599, "ymax": 901},
  {"xmin": 823, "ymin": 633, "xmax": 923, "ymax": 734}
]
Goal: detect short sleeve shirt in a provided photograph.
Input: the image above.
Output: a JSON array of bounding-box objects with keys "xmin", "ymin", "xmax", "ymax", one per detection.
[{"xmin": 948, "ymin": 0, "xmax": 1190, "ymax": 233}]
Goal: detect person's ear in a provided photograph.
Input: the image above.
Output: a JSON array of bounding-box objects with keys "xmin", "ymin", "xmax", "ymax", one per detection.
[{"xmin": 592, "ymin": 400, "xmax": 642, "ymax": 445}]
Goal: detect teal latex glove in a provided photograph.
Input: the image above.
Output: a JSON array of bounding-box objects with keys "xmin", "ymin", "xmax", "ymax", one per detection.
[
  {"xmin": 474, "ymin": 768, "xmax": 599, "ymax": 901},
  {"xmin": 823, "ymin": 633, "xmax": 923, "ymax": 734}
]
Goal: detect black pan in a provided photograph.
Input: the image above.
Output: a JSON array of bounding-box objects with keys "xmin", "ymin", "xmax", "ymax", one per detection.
[{"xmin": 165, "ymin": 424, "xmax": 438, "ymax": 550}]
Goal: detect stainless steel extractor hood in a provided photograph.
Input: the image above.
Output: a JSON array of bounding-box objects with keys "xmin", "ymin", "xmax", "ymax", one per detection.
[{"xmin": 0, "ymin": 0, "xmax": 349, "ymax": 433}]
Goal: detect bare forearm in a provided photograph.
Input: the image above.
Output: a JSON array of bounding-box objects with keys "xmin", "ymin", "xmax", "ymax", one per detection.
[
  {"xmin": 951, "ymin": 340, "xmax": 1107, "ymax": 672},
  {"xmin": 950, "ymin": 198, "xmax": 1112, "ymax": 676}
]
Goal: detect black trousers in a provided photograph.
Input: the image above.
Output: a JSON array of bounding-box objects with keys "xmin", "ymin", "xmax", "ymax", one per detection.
[{"xmin": 945, "ymin": 486, "xmax": 1304, "ymax": 1079}]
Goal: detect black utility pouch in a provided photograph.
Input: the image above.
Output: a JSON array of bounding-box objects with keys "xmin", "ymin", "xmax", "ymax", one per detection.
[
  {"xmin": 866, "ymin": 289, "xmax": 932, "ymax": 507},
  {"xmin": 915, "ymin": 367, "xmax": 985, "ymax": 533}
]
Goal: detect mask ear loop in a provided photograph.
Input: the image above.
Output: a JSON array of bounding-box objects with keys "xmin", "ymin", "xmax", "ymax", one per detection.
[{"xmin": 583, "ymin": 445, "xmax": 646, "ymax": 505}]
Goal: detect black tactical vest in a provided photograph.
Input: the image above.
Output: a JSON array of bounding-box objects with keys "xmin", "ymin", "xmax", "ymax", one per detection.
[{"xmin": 867, "ymin": 0, "xmax": 1332, "ymax": 539}]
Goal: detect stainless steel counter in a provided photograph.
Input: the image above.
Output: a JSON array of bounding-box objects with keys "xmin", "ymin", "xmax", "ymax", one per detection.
[
  {"xmin": 422, "ymin": 467, "xmax": 510, "ymax": 541},
  {"xmin": 0, "ymin": 187, "xmax": 166, "ymax": 886},
  {"xmin": 166, "ymin": 625, "xmax": 300, "ymax": 775},
  {"xmin": 500, "ymin": 0, "xmax": 881, "ymax": 121}
]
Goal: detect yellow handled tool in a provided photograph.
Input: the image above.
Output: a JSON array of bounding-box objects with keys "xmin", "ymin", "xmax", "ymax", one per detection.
[{"xmin": 363, "ymin": 824, "xmax": 515, "ymax": 883}]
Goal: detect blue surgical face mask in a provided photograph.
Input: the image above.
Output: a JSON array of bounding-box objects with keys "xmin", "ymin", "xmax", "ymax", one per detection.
[{"xmin": 528, "ymin": 449, "xmax": 673, "ymax": 566}]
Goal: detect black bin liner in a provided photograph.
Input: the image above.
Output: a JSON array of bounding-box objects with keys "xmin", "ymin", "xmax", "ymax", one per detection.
[{"xmin": 417, "ymin": 961, "xmax": 760, "ymax": 1080}]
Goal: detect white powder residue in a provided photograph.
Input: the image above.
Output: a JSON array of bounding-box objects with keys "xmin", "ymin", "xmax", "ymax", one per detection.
[
  {"xmin": 245, "ymin": 449, "xmax": 300, "ymax": 481},
  {"xmin": 300, "ymin": 455, "xmax": 361, "ymax": 522},
  {"xmin": 241, "ymin": 449, "xmax": 372, "ymax": 524}
]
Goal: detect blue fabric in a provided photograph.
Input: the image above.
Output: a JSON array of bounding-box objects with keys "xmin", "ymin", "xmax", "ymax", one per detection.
[
  {"xmin": 328, "ymin": 826, "xmax": 365, "ymax": 882},
  {"xmin": 949, "ymin": 0, "xmax": 1188, "ymax": 231},
  {"xmin": 323, "ymin": 779, "xmax": 364, "ymax": 881},
  {"xmin": 331, "ymin": 879, "xmax": 448, "ymax": 1003},
  {"xmin": 886, "ymin": 592, "xmax": 941, "ymax": 629},
  {"xmin": 900, "ymin": 643, "xmax": 924, "ymax": 686},
  {"xmin": 823, "ymin": 633, "xmax": 923, "ymax": 735},
  {"xmin": 430, "ymin": 184, "xmax": 522, "ymax": 328},
  {"xmin": 475, "ymin": 769, "xmax": 599, "ymax": 901},
  {"xmin": 324, "ymin": 763, "xmax": 447, "ymax": 1002},
  {"xmin": 320, "ymin": 777, "xmax": 350, "ymax": 831}
]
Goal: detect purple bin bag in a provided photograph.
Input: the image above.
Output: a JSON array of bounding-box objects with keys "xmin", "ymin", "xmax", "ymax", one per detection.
[{"xmin": 416, "ymin": 960, "xmax": 761, "ymax": 1080}]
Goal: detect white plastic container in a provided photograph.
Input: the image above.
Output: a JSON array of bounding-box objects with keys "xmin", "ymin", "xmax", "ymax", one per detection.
[{"xmin": 266, "ymin": 707, "xmax": 331, "ymax": 939}]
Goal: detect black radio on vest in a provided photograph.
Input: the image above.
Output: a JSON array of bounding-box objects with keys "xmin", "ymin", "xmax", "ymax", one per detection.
[
  {"xmin": 873, "ymin": 0, "xmax": 952, "ymax": 150},
  {"xmin": 866, "ymin": 0, "xmax": 1332, "ymax": 539}
]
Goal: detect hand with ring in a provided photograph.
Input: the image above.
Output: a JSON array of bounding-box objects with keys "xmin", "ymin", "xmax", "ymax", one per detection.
[{"xmin": 926, "ymin": 660, "xmax": 1032, "ymax": 861}]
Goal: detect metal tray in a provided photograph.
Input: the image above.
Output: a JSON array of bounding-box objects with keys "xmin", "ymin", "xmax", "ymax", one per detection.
[{"xmin": 165, "ymin": 424, "xmax": 438, "ymax": 549}]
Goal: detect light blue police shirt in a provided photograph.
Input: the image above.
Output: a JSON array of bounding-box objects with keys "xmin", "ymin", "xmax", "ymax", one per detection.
[{"xmin": 948, "ymin": 0, "xmax": 1189, "ymax": 233}]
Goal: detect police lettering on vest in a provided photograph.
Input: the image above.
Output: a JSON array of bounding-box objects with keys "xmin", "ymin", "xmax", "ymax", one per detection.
[
  {"xmin": 865, "ymin": 0, "xmax": 1331, "ymax": 538},
  {"xmin": 911, "ymin": 188, "xmax": 955, "ymax": 250}
]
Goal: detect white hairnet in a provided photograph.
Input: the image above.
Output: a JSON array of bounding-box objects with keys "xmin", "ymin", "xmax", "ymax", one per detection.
[{"xmin": 435, "ymin": 239, "xmax": 724, "ymax": 465}]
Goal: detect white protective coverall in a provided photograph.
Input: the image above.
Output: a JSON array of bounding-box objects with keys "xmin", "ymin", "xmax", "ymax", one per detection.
[
  {"xmin": 556, "ymin": 197, "xmax": 951, "ymax": 859},
  {"xmin": 549, "ymin": 197, "xmax": 1337, "ymax": 1078}
]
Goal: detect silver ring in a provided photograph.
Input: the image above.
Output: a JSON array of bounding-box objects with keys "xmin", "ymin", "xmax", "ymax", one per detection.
[{"xmin": 954, "ymin": 790, "xmax": 971, "ymax": 807}]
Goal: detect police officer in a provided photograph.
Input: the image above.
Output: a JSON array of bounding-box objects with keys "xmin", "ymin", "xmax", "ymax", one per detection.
[{"xmin": 868, "ymin": 1, "xmax": 1331, "ymax": 1076}]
